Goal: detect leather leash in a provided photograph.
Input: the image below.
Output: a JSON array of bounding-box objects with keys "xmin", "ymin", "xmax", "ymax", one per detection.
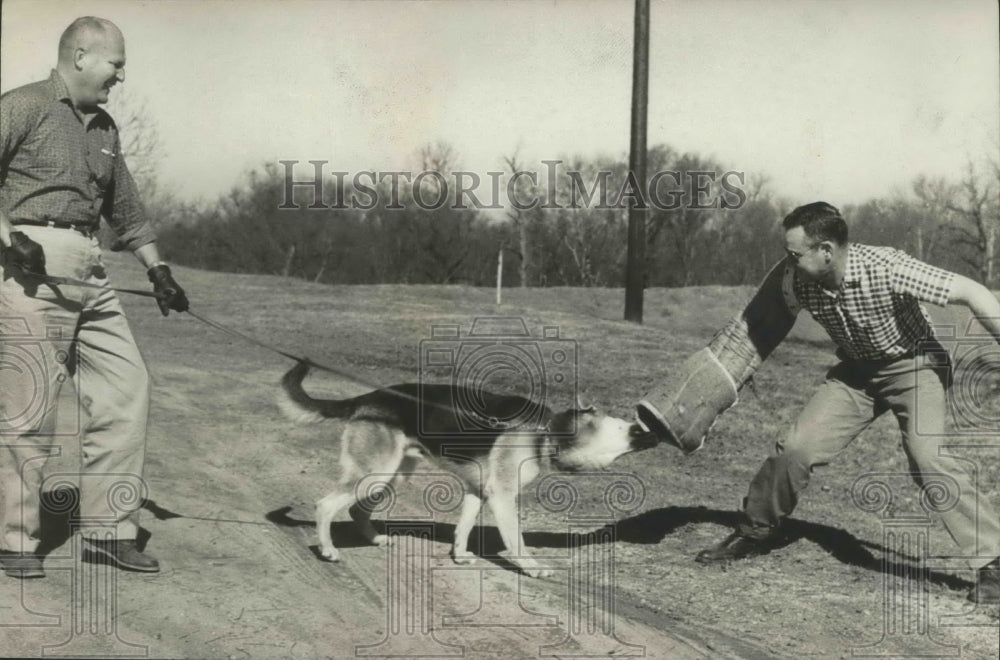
[
  {"xmin": 16, "ymin": 268, "xmax": 513, "ymax": 422},
  {"xmin": 17, "ymin": 269, "xmax": 388, "ymax": 386}
]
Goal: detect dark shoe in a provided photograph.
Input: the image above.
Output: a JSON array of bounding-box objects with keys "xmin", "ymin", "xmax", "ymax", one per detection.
[
  {"xmin": 696, "ymin": 531, "xmax": 771, "ymax": 564},
  {"xmin": 83, "ymin": 539, "xmax": 160, "ymax": 573},
  {"xmin": 0, "ymin": 550, "xmax": 45, "ymax": 578},
  {"xmin": 967, "ymin": 558, "xmax": 1000, "ymax": 604}
]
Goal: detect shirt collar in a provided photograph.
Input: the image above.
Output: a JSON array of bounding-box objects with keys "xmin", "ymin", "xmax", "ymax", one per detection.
[
  {"xmin": 811, "ymin": 243, "xmax": 860, "ymax": 299},
  {"xmin": 841, "ymin": 243, "xmax": 863, "ymax": 291},
  {"xmin": 49, "ymin": 69, "xmax": 109, "ymax": 127},
  {"xmin": 48, "ymin": 69, "xmax": 73, "ymax": 102}
]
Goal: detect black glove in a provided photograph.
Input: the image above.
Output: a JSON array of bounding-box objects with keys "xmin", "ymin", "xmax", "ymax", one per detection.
[
  {"xmin": 147, "ymin": 264, "xmax": 189, "ymax": 316},
  {"xmin": 5, "ymin": 231, "xmax": 47, "ymax": 276}
]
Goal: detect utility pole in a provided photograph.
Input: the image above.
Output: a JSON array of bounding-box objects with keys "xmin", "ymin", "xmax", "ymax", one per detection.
[{"xmin": 624, "ymin": 0, "xmax": 649, "ymax": 323}]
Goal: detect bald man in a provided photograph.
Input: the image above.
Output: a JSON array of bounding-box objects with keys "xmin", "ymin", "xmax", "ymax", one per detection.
[{"xmin": 0, "ymin": 17, "xmax": 188, "ymax": 578}]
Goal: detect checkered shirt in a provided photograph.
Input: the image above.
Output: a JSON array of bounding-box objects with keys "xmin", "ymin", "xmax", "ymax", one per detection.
[
  {"xmin": 0, "ymin": 70, "xmax": 156, "ymax": 251},
  {"xmin": 793, "ymin": 243, "xmax": 954, "ymax": 360}
]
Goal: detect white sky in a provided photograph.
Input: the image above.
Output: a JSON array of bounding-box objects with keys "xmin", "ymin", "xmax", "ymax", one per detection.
[{"xmin": 2, "ymin": 0, "xmax": 997, "ymax": 206}]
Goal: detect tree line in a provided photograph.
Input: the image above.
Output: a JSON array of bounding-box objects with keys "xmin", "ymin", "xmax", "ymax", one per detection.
[{"xmin": 114, "ymin": 102, "xmax": 997, "ymax": 290}]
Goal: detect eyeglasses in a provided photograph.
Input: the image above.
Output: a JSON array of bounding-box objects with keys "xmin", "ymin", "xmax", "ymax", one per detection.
[{"xmin": 786, "ymin": 243, "xmax": 821, "ymax": 262}]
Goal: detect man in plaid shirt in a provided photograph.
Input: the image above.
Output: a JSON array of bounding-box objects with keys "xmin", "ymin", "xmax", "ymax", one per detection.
[
  {"xmin": 0, "ymin": 17, "xmax": 189, "ymax": 578},
  {"xmin": 696, "ymin": 202, "xmax": 1000, "ymax": 604}
]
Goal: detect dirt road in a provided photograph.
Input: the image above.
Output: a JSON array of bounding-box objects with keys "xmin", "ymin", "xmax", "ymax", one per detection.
[{"xmin": 2, "ymin": 255, "xmax": 997, "ymax": 659}]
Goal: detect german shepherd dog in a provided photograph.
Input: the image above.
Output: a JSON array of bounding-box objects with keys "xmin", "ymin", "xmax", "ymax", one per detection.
[{"xmin": 279, "ymin": 360, "xmax": 658, "ymax": 577}]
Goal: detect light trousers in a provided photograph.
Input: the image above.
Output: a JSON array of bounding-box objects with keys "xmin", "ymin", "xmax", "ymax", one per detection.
[
  {"xmin": 739, "ymin": 353, "xmax": 1000, "ymax": 569},
  {"xmin": 0, "ymin": 226, "xmax": 150, "ymax": 552}
]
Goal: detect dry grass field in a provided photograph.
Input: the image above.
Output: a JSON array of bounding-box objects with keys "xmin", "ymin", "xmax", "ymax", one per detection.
[{"xmin": 1, "ymin": 253, "xmax": 997, "ymax": 659}]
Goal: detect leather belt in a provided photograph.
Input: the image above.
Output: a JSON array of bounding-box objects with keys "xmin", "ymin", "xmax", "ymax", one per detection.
[{"xmin": 11, "ymin": 219, "xmax": 95, "ymax": 237}]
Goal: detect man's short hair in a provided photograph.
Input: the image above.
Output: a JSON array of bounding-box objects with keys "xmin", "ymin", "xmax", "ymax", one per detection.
[
  {"xmin": 782, "ymin": 201, "xmax": 848, "ymax": 246},
  {"xmin": 58, "ymin": 17, "xmax": 115, "ymax": 61}
]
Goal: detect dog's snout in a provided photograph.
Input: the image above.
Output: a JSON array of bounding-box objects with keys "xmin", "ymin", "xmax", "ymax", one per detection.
[{"xmin": 628, "ymin": 422, "xmax": 660, "ymax": 449}]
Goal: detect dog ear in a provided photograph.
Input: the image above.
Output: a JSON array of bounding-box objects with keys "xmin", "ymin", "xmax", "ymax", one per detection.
[
  {"xmin": 575, "ymin": 394, "xmax": 597, "ymax": 413},
  {"xmin": 573, "ymin": 404, "xmax": 599, "ymax": 430},
  {"xmin": 549, "ymin": 408, "xmax": 588, "ymax": 435}
]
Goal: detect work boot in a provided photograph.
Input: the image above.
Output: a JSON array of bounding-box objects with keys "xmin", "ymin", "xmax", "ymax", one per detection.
[
  {"xmin": 0, "ymin": 550, "xmax": 45, "ymax": 578},
  {"xmin": 696, "ymin": 531, "xmax": 772, "ymax": 564},
  {"xmin": 967, "ymin": 557, "xmax": 1000, "ymax": 604},
  {"xmin": 83, "ymin": 539, "xmax": 160, "ymax": 573}
]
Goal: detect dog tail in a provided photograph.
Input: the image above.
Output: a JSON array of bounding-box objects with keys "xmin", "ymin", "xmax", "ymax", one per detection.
[{"xmin": 278, "ymin": 359, "xmax": 352, "ymax": 424}]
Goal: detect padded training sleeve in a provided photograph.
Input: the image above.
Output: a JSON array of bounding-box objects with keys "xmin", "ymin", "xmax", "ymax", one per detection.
[{"xmin": 637, "ymin": 259, "xmax": 799, "ymax": 453}]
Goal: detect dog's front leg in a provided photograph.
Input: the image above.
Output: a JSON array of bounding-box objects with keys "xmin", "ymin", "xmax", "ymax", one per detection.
[
  {"xmin": 316, "ymin": 490, "xmax": 356, "ymax": 561},
  {"xmin": 488, "ymin": 495, "xmax": 552, "ymax": 578},
  {"xmin": 452, "ymin": 492, "xmax": 482, "ymax": 564}
]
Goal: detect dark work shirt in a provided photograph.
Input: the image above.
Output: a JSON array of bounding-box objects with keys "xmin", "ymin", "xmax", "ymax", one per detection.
[{"xmin": 0, "ymin": 70, "xmax": 156, "ymax": 251}]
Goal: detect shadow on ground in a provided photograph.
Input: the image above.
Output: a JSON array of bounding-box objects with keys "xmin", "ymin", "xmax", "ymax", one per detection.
[
  {"xmin": 34, "ymin": 493, "xmax": 973, "ymax": 591},
  {"xmin": 264, "ymin": 503, "xmax": 973, "ymax": 590},
  {"xmin": 35, "ymin": 487, "xmax": 155, "ymax": 556}
]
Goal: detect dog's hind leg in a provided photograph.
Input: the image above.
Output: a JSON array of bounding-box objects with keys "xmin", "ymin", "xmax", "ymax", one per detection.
[
  {"xmin": 349, "ymin": 488, "xmax": 391, "ymax": 548},
  {"xmin": 350, "ymin": 452, "xmax": 420, "ymax": 547},
  {"xmin": 451, "ymin": 492, "xmax": 482, "ymax": 564}
]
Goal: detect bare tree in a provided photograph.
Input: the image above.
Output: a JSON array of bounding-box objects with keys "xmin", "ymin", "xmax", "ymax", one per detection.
[
  {"xmin": 106, "ymin": 88, "xmax": 164, "ymax": 194},
  {"xmin": 419, "ymin": 141, "xmax": 456, "ymax": 175},
  {"xmin": 646, "ymin": 151, "xmax": 723, "ymax": 286},
  {"xmin": 944, "ymin": 162, "xmax": 1000, "ymax": 285},
  {"xmin": 413, "ymin": 142, "xmax": 475, "ymax": 283},
  {"xmin": 908, "ymin": 175, "xmax": 956, "ymax": 262},
  {"xmin": 502, "ymin": 149, "xmax": 538, "ymax": 287}
]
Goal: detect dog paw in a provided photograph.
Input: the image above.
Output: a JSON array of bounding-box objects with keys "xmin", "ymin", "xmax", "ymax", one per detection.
[
  {"xmin": 372, "ymin": 534, "xmax": 391, "ymax": 548},
  {"xmin": 510, "ymin": 555, "xmax": 552, "ymax": 578},
  {"xmin": 452, "ymin": 550, "xmax": 477, "ymax": 565},
  {"xmin": 319, "ymin": 548, "xmax": 341, "ymax": 562}
]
